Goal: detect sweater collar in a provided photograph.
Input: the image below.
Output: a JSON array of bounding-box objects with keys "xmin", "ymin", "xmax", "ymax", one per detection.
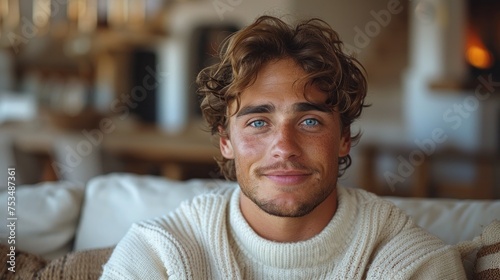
[{"xmin": 228, "ymin": 186, "xmax": 356, "ymax": 269}]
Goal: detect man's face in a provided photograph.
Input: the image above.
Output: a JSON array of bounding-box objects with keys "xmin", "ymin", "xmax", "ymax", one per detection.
[{"xmin": 220, "ymin": 58, "xmax": 350, "ymax": 218}]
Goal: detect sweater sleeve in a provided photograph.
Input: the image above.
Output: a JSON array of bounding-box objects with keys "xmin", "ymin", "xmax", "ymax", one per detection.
[
  {"xmin": 367, "ymin": 241, "xmax": 466, "ymax": 279},
  {"xmin": 365, "ymin": 201, "xmax": 467, "ymax": 280},
  {"xmin": 407, "ymin": 248, "xmax": 466, "ymax": 280},
  {"xmin": 100, "ymin": 223, "xmax": 169, "ymax": 280}
]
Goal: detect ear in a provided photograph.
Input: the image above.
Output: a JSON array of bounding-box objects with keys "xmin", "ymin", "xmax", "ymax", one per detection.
[
  {"xmin": 219, "ymin": 127, "xmax": 235, "ymax": 159},
  {"xmin": 338, "ymin": 129, "xmax": 351, "ymax": 157}
]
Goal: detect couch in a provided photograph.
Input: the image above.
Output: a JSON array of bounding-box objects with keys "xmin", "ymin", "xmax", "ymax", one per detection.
[{"xmin": 0, "ymin": 173, "xmax": 499, "ymax": 279}]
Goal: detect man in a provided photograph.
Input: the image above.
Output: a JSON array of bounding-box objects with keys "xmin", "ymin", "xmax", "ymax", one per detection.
[{"xmin": 101, "ymin": 16, "xmax": 466, "ymax": 279}]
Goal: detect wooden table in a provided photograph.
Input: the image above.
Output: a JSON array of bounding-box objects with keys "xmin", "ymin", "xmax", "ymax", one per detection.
[{"xmin": 1, "ymin": 119, "xmax": 221, "ymax": 181}]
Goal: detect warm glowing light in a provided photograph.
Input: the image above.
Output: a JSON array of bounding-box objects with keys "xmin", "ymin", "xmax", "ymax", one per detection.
[
  {"xmin": 465, "ymin": 26, "xmax": 495, "ymax": 70},
  {"xmin": 466, "ymin": 45, "xmax": 494, "ymax": 69}
]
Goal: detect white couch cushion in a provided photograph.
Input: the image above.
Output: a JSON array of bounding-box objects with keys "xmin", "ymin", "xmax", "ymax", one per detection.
[
  {"xmin": 0, "ymin": 181, "xmax": 84, "ymax": 260},
  {"xmin": 74, "ymin": 173, "xmax": 236, "ymax": 251},
  {"xmin": 386, "ymin": 196, "xmax": 500, "ymax": 245}
]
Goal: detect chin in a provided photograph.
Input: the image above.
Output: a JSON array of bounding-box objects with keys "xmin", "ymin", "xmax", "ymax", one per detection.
[
  {"xmin": 259, "ymin": 200, "xmax": 318, "ymax": 218},
  {"xmin": 255, "ymin": 192, "xmax": 326, "ymax": 218}
]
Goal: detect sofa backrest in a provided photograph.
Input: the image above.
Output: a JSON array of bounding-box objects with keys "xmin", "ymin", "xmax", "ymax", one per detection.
[
  {"xmin": 386, "ymin": 196, "xmax": 500, "ymax": 245},
  {"xmin": 75, "ymin": 173, "xmax": 500, "ymax": 251},
  {"xmin": 74, "ymin": 173, "xmax": 237, "ymax": 251}
]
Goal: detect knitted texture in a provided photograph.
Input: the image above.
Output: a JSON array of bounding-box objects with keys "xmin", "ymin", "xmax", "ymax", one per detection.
[
  {"xmin": 475, "ymin": 220, "xmax": 500, "ymax": 280},
  {"xmin": 102, "ymin": 186, "xmax": 467, "ymax": 279},
  {"xmin": 0, "ymin": 245, "xmax": 113, "ymax": 280},
  {"xmin": 0, "ymin": 245, "xmax": 46, "ymax": 280}
]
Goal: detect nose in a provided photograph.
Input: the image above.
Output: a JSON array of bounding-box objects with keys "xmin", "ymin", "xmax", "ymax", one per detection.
[{"xmin": 271, "ymin": 123, "xmax": 302, "ymax": 160}]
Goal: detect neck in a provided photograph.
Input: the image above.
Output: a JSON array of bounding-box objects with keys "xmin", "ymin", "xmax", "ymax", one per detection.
[{"xmin": 239, "ymin": 189, "xmax": 338, "ymax": 242}]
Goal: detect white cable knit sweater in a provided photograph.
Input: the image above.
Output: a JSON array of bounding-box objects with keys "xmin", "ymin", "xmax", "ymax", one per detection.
[{"xmin": 101, "ymin": 186, "xmax": 466, "ymax": 279}]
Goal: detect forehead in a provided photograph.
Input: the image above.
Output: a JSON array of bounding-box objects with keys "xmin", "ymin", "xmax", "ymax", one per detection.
[{"xmin": 230, "ymin": 59, "xmax": 329, "ymax": 114}]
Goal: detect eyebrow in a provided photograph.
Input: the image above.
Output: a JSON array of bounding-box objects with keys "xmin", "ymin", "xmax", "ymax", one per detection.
[
  {"xmin": 236, "ymin": 104, "xmax": 275, "ymax": 118},
  {"xmin": 236, "ymin": 102, "xmax": 331, "ymax": 118},
  {"xmin": 293, "ymin": 102, "xmax": 331, "ymax": 113}
]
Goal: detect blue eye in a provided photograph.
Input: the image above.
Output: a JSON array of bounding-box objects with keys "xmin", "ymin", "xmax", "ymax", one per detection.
[
  {"xmin": 250, "ymin": 120, "xmax": 266, "ymax": 128},
  {"xmin": 303, "ymin": 119, "xmax": 319, "ymax": 126}
]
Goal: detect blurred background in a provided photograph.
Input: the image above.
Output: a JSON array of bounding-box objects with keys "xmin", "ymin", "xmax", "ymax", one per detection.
[{"xmin": 0, "ymin": 0, "xmax": 498, "ymax": 199}]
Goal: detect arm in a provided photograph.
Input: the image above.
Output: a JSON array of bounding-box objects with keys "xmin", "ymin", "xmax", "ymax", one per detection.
[
  {"xmin": 367, "ymin": 244, "xmax": 466, "ymax": 279},
  {"xmin": 366, "ymin": 216, "xmax": 466, "ymax": 279},
  {"xmin": 408, "ymin": 247, "xmax": 466, "ymax": 280}
]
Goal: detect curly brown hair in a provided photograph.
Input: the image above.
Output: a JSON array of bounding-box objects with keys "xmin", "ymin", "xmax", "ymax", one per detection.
[{"xmin": 197, "ymin": 15, "xmax": 368, "ymax": 181}]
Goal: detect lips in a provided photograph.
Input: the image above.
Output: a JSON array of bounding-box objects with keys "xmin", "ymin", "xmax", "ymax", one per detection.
[{"xmin": 263, "ymin": 170, "xmax": 312, "ymax": 185}]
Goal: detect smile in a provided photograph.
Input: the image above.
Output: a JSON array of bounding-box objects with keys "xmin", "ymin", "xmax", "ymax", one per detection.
[{"xmin": 263, "ymin": 171, "xmax": 312, "ymax": 185}]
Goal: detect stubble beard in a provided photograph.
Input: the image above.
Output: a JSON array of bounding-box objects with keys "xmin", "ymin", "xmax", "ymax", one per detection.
[
  {"xmin": 239, "ymin": 161, "xmax": 337, "ymax": 218},
  {"xmin": 248, "ymin": 184, "xmax": 334, "ymax": 217}
]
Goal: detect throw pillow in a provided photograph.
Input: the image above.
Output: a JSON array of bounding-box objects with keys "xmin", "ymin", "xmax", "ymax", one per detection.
[
  {"xmin": 475, "ymin": 220, "xmax": 500, "ymax": 279},
  {"xmin": 0, "ymin": 244, "xmax": 113, "ymax": 280},
  {"xmin": 0, "ymin": 180, "xmax": 85, "ymax": 260},
  {"xmin": 75, "ymin": 173, "xmax": 235, "ymax": 250}
]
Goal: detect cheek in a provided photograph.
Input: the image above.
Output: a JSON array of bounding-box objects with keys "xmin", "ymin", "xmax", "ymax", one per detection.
[
  {"xmin": 309, "ymin": 134, "xmax": 341, "ymax": 165},
  {"xmin": 233, "ymin": 134, "xmax": 266, "ymax": 158},
  {"xmin": 310, "ymin": 132, "xmax": 338, "ymax": 151}
]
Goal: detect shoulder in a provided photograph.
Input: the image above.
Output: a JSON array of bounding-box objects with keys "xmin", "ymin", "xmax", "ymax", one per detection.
[
  {"xmin": 340, "ymin": 186, "xmax": 434, "ymax": 241},
  {"xmin": 367, "ymin": 232, "xmax": 465, "ymax": 278},
  {"xmin": 102, "ymin": 184, "xmax": 238, "ymax": 279},
  {"xmin": 338, "ymin": 188, "xmax": 466, "ymax": 278}
]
